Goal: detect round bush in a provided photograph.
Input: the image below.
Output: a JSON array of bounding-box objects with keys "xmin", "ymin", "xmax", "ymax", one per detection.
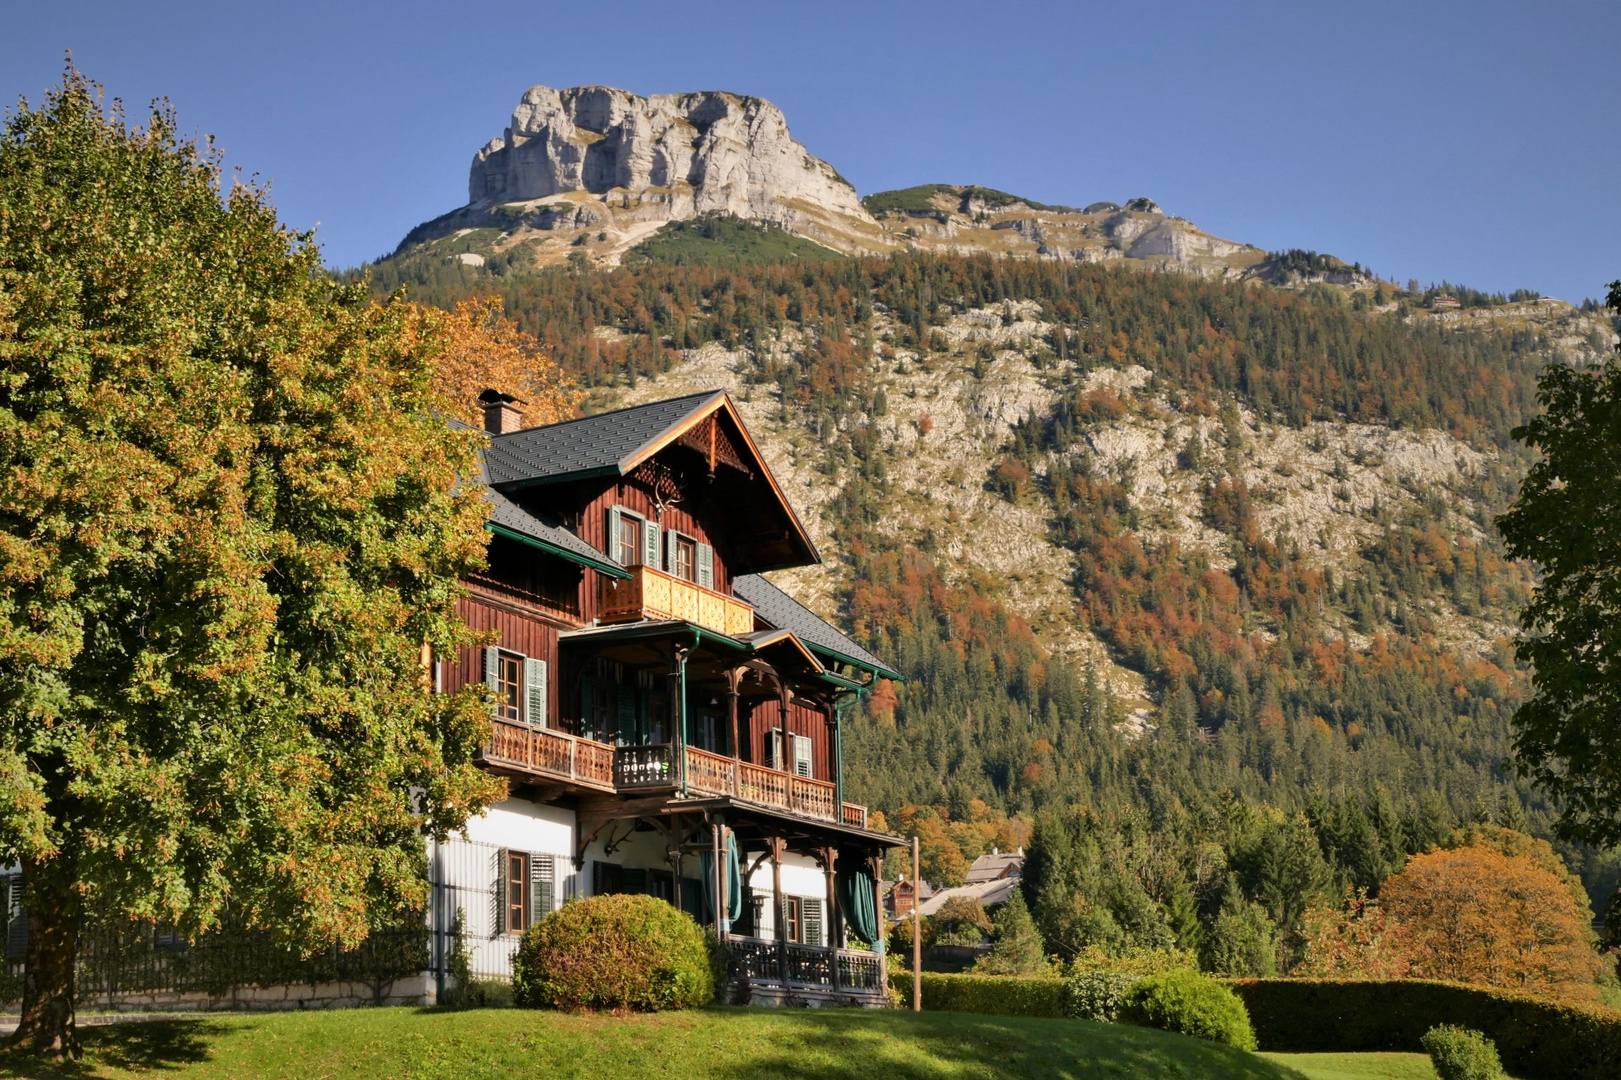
[
  {"xmin": 511, "ymin": 893, "xmax": 716, "ymax": 1011},
  {"xmin": 1062, "ymin": 971, "xmax": 1140, "ymax": 1022},
  {"xmin": 1118, "ymin": 970, "xmax": 1257, "ymax": 1050},
  {"xmin": 1422, "ymin": 1025, "xmax": 1505, "ymax": 1080}
]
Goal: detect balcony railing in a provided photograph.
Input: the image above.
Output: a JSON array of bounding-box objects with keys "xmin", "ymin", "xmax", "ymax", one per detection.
[
  {"xmin": 614, "ymin": 743, "xmax": 677, "ymax": 789},
  {"xmin": 724, "ymin": 936, "xmax": 885, "ymax": 997},
  {"xmin": 599, "ymin": 564, "xmax": 754, "ymax": 638},
  {"xmin": 681, "ymin": 746, "xmax": 867, "ymax": 829},
  {"xmin": 483, "ymin": 719, "xmax": 615, "ymax": 791}
]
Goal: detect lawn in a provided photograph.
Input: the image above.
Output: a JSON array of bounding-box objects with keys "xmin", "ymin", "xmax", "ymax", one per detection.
[
  {"xmin": 1262, "ymin": 1053, "xmax": 1439, "ymax": 1080},
  {"xmin": 0, "ymin": 1005, "xmax": 1311, "ymax": 1080}
]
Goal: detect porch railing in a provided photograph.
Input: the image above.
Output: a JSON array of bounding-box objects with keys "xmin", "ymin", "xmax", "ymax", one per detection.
[
  {"xmin": 723, "ymin": 936, "xmax": 884, "ymax": 996},
  {"xmin": 614, "ymin": 743, "xmax": 676, "ymax": 788},
  {"xmin": 683, "ymin": 747, "xmax": 868, "ymax": 829},
  {"xmin": 598, "ymin": 564, "xmax": 755, "ymax": 638},
  {"xmin": 483, "ymin": 719, "xmax": 615, "ymax": 791}
]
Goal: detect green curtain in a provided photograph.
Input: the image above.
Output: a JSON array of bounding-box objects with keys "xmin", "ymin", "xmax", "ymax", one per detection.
[
  {"xmin": 699, "ymin": 833, "xmax": 744, "ymax": 926},
  {"xmin": 837, "ymin": 861, "xmax": 878, "ymax": 946}
]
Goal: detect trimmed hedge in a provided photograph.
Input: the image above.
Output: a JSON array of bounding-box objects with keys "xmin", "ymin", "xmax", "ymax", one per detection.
[
  {"xmin": 891, "ymin": 971, "xmax": 1066, "ymax": 1018},
  {"xmin": 1229, "ymin": 979, "xmax": 1621, "ymax": 1080},
  {"xmin": 1120, "ymin": 970, "xmax": 1256, "ymax": 1050}
]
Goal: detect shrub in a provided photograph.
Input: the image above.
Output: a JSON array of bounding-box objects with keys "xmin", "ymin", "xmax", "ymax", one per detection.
[
  {"xmin": 892, "ymin": 972, "xmax": 1065, "ymax": 1018},
  {"xmin": 1062, "ymin": 970, "xmax": 1139, "ymax": 1022},
  {"xmin": 512, "ymin": 894, "xmax": 715, "ymax": 1012},
  {"xmin": 1229, "ymin": 978, "xmax": 1621, "ymax": 1080},
  {"xmin": 1423, "ymin": 1025, "xmax": 1505, "ymax": 1080},
  {"xmin": 1118, "ymin": 970, "xmax": 1257, "ymax": 1050}
]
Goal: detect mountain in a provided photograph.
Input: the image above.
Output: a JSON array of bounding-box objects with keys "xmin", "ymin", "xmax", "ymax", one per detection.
[{"xmin": 394, "ymin": 84, "xmax": 1379, "ymax": 283}]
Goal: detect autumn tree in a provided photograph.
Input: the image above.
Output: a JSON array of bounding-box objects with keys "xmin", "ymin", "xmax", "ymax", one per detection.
[
  {"xmin": 0, "ymin": 71, "xmax": 501, "ymax": 1055},
  {"xmin": 1380, "ymin": 844, "xmax": 1606, "ymax": 999},
  {"xmin": 1297, "ymin": 888, "xmax": 1414, "ymax": 979},
  {"xmin": 1499, "ymin": 279, "xmax": 1621, "ymax": 847},
  {"xmin": 408, "ymin": 296, "xmax": 580, "ymax": 427}
]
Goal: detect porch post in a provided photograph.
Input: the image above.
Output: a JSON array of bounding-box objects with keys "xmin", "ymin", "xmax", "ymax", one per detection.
[
  {"xmin": 873, "ymin": 852, "xmax": 885, "ymax": 965},
  {"xmin": 726, "ymin": 666, "xmax": 742, "ymax": 763},
  {"xmin": 823, "ymin": 847, "xmax": 840, "ymax": 993},
  {"xmin": 768, "ymin": 836, "xmax": 787, "ymax": 986},
  {"xmin": 911, "ymin": 835, "xmax": 922, "ymax": 1012},
  {"xmin": 711, "ymin": 820, "xmax": 726, "ymax": 941},
  {"xmin": 673, "ymin": 643, "xmax": 690, "ymax": 793}
]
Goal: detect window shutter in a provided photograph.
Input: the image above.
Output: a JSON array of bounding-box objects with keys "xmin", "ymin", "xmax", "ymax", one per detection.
[
  {"xmin": 530, "ymin": 854, "xmax": 555, "ymax": 925},
  {"xmin": 696, "ymin": 542, "xmax": 714, "ymax": 590},
  {"xmin": 793, "ymin": 734, "xmax": 813, "ymax": 778},
  {"xmin": 616, "ymin": 683, "xmax": 639, "ymax": 744},
  {"xmin": 525, "ymin": 658, "xmax": 547, "ymax": 728},
  {"xmin": 607, "ymin": 506, "xmax": 623, "ymax": 562},
  {"xmin": 4, "ymin": 875, "xmax": 25, "ymax": 961},
  {"xmin": 664, "ymin": 531, "xmax": 678, "ymax": 575},
  {"xmin": 644, "ymin": 519, "xmax": 660, "ymax": 569},
  {"xmin": 802, "ymin": 897, "xmax": 823, "ymax": 946},
  {"xmin": 484, "ymin": 647, "xmax": 502, "ymax": 717},
  {"xmin": 494, "ymin": 848, "xmax": 510, "ymax": 937},
  {"xmin": 768, "ymin": 728, "xmax": 784, "ymax": 770}
]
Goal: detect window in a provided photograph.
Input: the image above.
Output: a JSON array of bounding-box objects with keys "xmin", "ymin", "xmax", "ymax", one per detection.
[
  {"xmin": 505, "ymin": 850, "xmax": 529, "ymax": 933},
  {"xmin": 782, "ymin": 895, "xmax": 802, "ymax": 943},
  {"xmin": 769, "ymin": 729, "xmax": 814, "ymax": 777},
  {"xmin": 494, "ymin": 651, "xmax": 522, "ymax": 722},
  {"xmin": 616, "ymin": 513, "xmax": 641, "ymax": 567},
  {"xmin": 673, "ymin": 535, "xmax": 697, "ymax": 582},
  {"xmin": 793, "ymin": 734, "xmax": 813, "ymax": 778}
]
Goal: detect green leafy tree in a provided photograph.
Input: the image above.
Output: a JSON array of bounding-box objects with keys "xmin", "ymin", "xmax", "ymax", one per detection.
[
  {"xmin": 0, "ymin": 70, "xmax": 500, "ymax": 1055},
  {"xmin": 1499, "ymin": 280, "xmax": 1621, "ymax": 848},
  {"xmin": 973, "ymin": 890, "xmax": 1050, "ymax": 975}
]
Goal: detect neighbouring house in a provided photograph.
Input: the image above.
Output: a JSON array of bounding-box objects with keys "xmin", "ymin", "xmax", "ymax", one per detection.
[
  {"xmin": 885, "ymin": 877, "xmax": 933, "ymax": 917},
  {"xmin": 916, "ymin": 848, "xmax": 1024, "ymax": 917},
  {"xmin": 0, "ymin": 389, "xmax": 903, "ymax": 1012},
  {"xmin": 1432, "ymin": 294, "xmax": 1462, "ymax": 308},
  {"xmin": 431, "ymin": 389, "xmax": 902, "ymax": 1007}
]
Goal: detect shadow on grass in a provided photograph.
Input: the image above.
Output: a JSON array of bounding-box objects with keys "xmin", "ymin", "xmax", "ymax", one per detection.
[
  {"xmin": 709, "ymin": 1008, "xmax": 1309, "ymax": 1080},
  {"xmin": 0, "ymin": 1018, "xmax": 228, "ymax": 1079}
]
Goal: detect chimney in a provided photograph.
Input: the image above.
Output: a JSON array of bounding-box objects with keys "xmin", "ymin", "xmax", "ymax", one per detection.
[{"xmin": 478, "ymin": 388, "xmax": 526, "ymax": 435}]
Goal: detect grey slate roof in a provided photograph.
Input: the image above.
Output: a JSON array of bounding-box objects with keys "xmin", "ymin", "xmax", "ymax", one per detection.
[
  {"xmin": 485, "ymin": 487, "xmax": 625, "ymax": 575},
  {"xmin": 483, "ymin": 391, "xmax": 725, "ymax": 486},
  {"xmin": 732, "ymin": 574, "xmax": 900, "ymax": 681}
]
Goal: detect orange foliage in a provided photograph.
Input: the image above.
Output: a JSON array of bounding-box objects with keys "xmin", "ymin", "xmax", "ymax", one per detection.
[
  {"xmin": 407, "ymin": 297, "xmax": 581, "ymax": 427},
  {"xmin": 1381, "ymin": 844, "xmax": 1606, "ymax": 999},
  {"xmin": 1298, "ymin": 889, "xmax": 1415, "ymax": 979}
]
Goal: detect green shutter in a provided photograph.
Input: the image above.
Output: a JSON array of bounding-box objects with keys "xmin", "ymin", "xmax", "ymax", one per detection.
[
  {"xmin": 525, "ymin": 658, "xmax": 547, "ymax": 728},
  {"xmin": 644, "ymin": 519, "xmax": 660, "ymax": 568},
  {"xmin": 803, "ymin": 897, "xmax": 823, "ymax": 946},
  {"xmin": 606, "ymin": 506, "xmax": 623, "ymax": 563},
  {"xmin": 4, "ymin": 875, "xmax": 25, "ymax": 961},
  {"xmin": 697, "ymin": 542, "xmax": 714, "ymax": 590},
  {"xmin": 494, "ymin": 848, "xmax": 510, "ymax": 936},
  {"xmin": 530, "ymin": 854, "xmax": 555, "ymax": 926},
  {"xmin": 616, "ymin": 682, "xmax": 638, "ymax": 745},
  {"xmin": 484, "ymin": 647, "xmax": 501, "ymax": 719}
]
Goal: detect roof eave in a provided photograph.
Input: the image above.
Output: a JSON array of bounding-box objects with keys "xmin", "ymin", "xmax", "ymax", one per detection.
[{"xmin": 486, "ymin": 522, "xmax": 630, "ymax": 579}]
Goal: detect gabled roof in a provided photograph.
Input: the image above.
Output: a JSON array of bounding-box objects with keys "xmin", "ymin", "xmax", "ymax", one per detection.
[
  {"xmin": 482, "ymin": 390, "xmax": 818, "ymax": 574},
  {"xmin": 733, "ymin": 574, "xmax": 901, "ymax": 682},
  {"xmin": 483, "ymin": 391, "xmax": 724, "ymax": 486}
]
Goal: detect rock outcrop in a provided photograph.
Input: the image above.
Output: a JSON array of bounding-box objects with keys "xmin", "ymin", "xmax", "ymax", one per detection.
[{"xmin": 467, "ymin": 85, "xmax": 873, "ymax": 232}]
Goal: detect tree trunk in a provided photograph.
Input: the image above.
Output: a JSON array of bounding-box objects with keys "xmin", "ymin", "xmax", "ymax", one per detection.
[{"xmin": 9, "ymin": 858, "xmax": 81, "ymax": 1059}]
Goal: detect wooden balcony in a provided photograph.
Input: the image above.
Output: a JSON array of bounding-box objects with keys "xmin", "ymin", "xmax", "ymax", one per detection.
[
  {"xmin": 482, "ymin": 719, "xmax": 615, "ymax": 792},
  {"xmin": 598, "ymin": 564, "xmax": 754, "ymax": 638},
  {"xmin": 683, "ymin": 746, "xmax": 868, "ymax": 829}
]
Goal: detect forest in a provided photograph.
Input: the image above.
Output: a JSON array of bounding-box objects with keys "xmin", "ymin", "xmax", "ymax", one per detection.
[{"xmin": 365, "ymin": 243, "xmax": 1621, "ymax": 970}]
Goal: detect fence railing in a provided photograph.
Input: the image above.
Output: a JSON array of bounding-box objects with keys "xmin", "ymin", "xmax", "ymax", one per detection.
[
  {"xmin": 722, "ymin": 935, "xmax": 885, "ymax": 997},
  {"xmin": 598, "ymin": 565, "xmax": 754, "ymax": 637},
  {"xmin": 483, "ymin": 720, "xmax": 615, "ymax": 791}
]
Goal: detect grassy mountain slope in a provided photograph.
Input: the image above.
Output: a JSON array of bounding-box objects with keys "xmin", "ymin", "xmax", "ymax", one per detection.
[{"xmin": 363, "ymin": 247, "xmax": 1620, "ymax": 907}]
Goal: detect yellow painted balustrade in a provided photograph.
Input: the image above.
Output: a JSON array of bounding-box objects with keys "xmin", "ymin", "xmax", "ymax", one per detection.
[{"xmin": 599, "ymin": 565, "xmax": 755, "ymax": 637}]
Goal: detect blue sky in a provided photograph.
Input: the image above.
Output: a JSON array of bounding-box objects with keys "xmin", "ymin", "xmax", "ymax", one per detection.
[{"xmin": 6, "ymin": 1, "xmax": 1618, "ymax": 302}]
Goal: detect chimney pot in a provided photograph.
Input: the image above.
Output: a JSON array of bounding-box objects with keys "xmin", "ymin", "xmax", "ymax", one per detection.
[{"xmin": 478, "ymin": 388, "xmax": 526, "ymax": 435}]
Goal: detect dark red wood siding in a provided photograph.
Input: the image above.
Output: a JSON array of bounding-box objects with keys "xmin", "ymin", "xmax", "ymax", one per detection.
[
  {"xmin": 447, "ymin": 592, "xmax": 568, "ymax": 732},
  {"xmin": 743, "ymin": 697, "xmax": 834, "ymax": 782}
]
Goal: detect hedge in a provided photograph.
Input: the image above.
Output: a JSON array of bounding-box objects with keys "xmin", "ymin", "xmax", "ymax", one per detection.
[
  {"xmin": 891, "ymin": 972, "xmax": 1066, "ymax": 1018},
  {"xmin": 1229, "ymin": 979, "xmax": 1621, "ymax": 1080}
]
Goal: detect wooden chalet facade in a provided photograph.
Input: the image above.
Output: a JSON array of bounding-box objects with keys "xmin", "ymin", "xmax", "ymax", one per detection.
[{"xmin": 431, "ymin": 389, "xmax": 901, "ymax": 1007}]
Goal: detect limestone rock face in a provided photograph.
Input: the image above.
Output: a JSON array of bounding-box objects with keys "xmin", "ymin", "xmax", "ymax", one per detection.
[{"xmin": 468, "ymin": 85, "xmax": 874, "ymax": 231}]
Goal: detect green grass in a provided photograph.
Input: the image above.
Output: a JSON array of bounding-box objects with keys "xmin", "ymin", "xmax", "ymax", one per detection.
[
  {"xmin": 0, "ymin": 1006, "xmax": 1309, "ymax": 1080},
  {"xmin": 1262, "ymin": 1053, "xmax": 1438, "ymax": 1080},
  {"xmin": 625, "ymin": 215, "xmax": 842, "ymax": 266}
]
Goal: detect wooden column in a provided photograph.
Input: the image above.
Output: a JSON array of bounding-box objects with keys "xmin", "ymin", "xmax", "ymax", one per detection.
[
  {"xmin": 873, "ymin": 853, "xmax": 885, "ymax": 963},
  {"xmin": 711, "ymin": 820, "xmax": 726, "ymax": 940},
  {"xmin": 822, "ymin": 847, "xmax": 841, "ymax": 993},
  {"xmin": 726, "ymin": 667, "xmax": 742, "ymax": 762},
  {"xmin": 768, "ymin": 836, "xmax": 787, "ymax": 986}
]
